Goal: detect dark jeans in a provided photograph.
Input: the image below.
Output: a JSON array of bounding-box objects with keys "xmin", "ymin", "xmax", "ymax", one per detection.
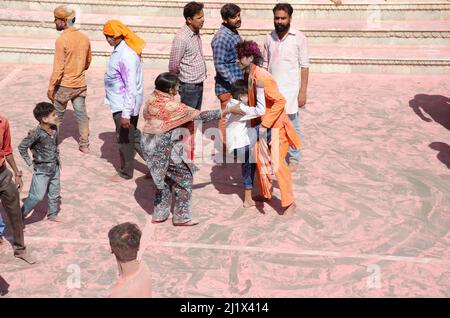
[
  {"xmin": 234, "ymin": 145, "xmax": 256, "ymax": 190},
  {"xmin": 22, "ymin": 165, "xmax": 60, "ymax": 217},
  {"xmin": 179, "ymin": 82, "xmax": 203, "ymax": 110},
  {"xmin": 113, "ymin": 112, "xmax": 143, "ymax": 179},
  {"xmin": 0, "ymin": 165, "xmax": 26, "ymax": 255}
]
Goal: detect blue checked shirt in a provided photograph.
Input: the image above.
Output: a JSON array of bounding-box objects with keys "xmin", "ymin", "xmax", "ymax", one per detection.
[{"xmin": 211, "ymin": 24, "xmax": 244, "ymax": 96}]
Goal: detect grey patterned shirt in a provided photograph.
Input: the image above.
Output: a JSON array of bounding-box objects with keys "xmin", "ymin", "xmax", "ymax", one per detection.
[{"xmin": 18, "ymin": 125, "xmax": 60, "ymax": 173}]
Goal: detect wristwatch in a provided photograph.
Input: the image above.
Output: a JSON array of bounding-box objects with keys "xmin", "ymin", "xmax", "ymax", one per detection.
[{"xmin": 15, "ymin": 171, "xmax": 23, "ymax": 177}]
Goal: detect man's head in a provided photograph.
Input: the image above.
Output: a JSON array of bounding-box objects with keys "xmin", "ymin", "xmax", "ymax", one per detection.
[
  {"xmin": 108, "ymin": 222, "xmax": 142, "ymax": 263},
  {"xmin": 184, "ymin": 2, "xmax": 205, "ymax": 33},
  {"xmin": 155, "ymin": 72, "xmax": 180, "ymax": 97},
  {"xmin": 231, "ymin": 80, "xmax": 248, "ymax": 103},
  {"xmin": 273, "ymin": 3, "xmax": 293, "ymax": 34},
  {"xmin": 236, "ymin": 40, "xmax": 263, "ymax": 70},
  {"xmin": 33, "ymin": 102, "xmax": 57, "ymax": 125},
  {"xmin": 53, "ymin": 5, "xmax": 76, "ymax": 31},
  {"xmin": 103, "ymin": 20, "xmax": 125, "ymax": 47},
  {"xmin": 104, "ymin": 34, "xmax": 123, "ymax": 47},
  {"xmin": 220, "ymin": 3, "xmax": 241, "ymax": 30}
]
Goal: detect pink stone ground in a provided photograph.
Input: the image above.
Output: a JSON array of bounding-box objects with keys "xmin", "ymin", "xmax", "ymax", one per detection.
[{"xmin": 0, "ymin": 64, "xmax": 449, "ymax": 297}]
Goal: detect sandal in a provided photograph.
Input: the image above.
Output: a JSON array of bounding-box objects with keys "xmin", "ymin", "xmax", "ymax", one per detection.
[
  {"xmin": 151, "ymin": 218, "xmax": 168, "ymax": 224},
  {"xmin": 173, "ymin": 220, "xmax": 199, "ymax": 227}
]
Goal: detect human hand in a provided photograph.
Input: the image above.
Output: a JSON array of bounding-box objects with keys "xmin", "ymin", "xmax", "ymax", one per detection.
[
  {"xmin": 228, "ymin": 104, "xmax": 246, "ymax": 116},
  {"xmin": 15, "ymin": 174, "xmax": 23, "ymax": 192},
  {"xmin": 298, "ymin": 91, "xmax": 307, "ymax": 108},
  {"xmin": 121, "ymin": 117, "xmax": 131, "ymax": 129},
  {"xmin": 47, "ymin": 88, "xmax": 55, "ymax": 102}
]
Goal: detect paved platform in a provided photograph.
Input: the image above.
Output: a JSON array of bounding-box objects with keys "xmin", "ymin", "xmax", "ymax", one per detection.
[{"xmin": 0, "ymin": 65, "xmax": 449, "ymax": 297}]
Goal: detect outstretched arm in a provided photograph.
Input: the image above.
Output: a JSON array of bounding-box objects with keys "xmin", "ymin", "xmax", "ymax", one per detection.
[{"xmin": 239, "ymin": 87, "xmax": 266, "ymax": 118}]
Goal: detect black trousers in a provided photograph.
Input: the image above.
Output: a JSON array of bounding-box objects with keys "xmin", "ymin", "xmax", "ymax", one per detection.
[{"xmin": 112, "ymin": 112, "xmax": 143, "ymax": 179}]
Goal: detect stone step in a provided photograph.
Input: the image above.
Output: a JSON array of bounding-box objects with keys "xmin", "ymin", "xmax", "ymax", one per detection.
[
  {"xmin": 3, "ymin": 0, "xmax": 450, "ymax": 21},
  {"xmin": 0, "ymin": 35, "xmax": 448, "ymax": 73},
  {"xmin": 1, "ymin": 9, "xmax": 449, "ymax": 46}
]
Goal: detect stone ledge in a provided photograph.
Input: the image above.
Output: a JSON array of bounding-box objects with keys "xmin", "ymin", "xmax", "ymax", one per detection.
[
  {"xmin": 2, "ymin": 46, "xmax": 449, "ymax": 67},
  {"xmin": 2, "ymin": 19, "xmax": 449, "ymax": 39},
  {"xmin": 5, "ymin": 0, "xmax": 450, "ymax": 11}
]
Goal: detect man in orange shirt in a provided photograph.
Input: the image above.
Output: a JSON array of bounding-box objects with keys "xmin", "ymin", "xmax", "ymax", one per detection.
[
  {"xmin": 236, "ymin": 40, "xmax": 301, "ymax": 215},
  {"xmin": 48, "ymin": 5, "xmax": 91, "ymax": 154}
]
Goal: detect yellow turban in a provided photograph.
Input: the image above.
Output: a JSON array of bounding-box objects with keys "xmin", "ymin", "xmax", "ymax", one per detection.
[
  {"xmin": 54, "ymin": 5, "xmax": 76, "ymax": 20},
  {"xmin": 103, "ymin": 20, "xmax": 146, "ymax": 56}
]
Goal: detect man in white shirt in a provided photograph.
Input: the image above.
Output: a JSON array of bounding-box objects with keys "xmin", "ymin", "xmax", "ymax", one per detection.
[
  {"xmin": 103, "ymin": 20, "xmax": 146, "ymax": 181},
  {"xmin": 263, "ymin": 3, "xmax": 309, "ymax": 172}
]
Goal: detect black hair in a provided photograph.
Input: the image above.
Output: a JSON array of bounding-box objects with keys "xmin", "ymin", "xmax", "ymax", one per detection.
[
  {"xmin": 108, "ymin": 222, "xmax": 142, "ymax": 263},
  {"xmin": 183, "ymin": 2, "xmax": 204, "ymax": 20},
  {"xmin": 230, "ymin": 80, "xmax": 248, "ymax": 100},
  {"xmin": 33, "ymin": 102, "xmax": 55, "ymax": 122},
  {"xmin": 155, "ymin": 72, "xmax": 179, "ymax": 93},
  {"xmin": 273, "ymin": 3, "xmax": 294, "ymax": 17},
  {"xmin": 220, "ymin": 3, "xmax": 241, "ymax": 20}
]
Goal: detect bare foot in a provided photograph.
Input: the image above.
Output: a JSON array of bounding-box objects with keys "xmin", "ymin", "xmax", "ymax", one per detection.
[
  {"xmin": 288, "ymin": 163, "xmax": 300, "ymax": 173},
  {"xmin": 283, "ymin": 203, "xmax": 297, "ymax": 216},
  {"xmin": 243, "ymin": 199, "xmax": 256, "ymax": 208}
]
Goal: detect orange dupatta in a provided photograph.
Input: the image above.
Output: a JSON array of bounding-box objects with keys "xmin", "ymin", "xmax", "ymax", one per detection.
[
  {"xmin": 248, "ymin": 65, "xmax": 274, "ymax": 199},
  {"xmin": 248, "ymin": 65, "xmax": 302, "ymax": 200}
]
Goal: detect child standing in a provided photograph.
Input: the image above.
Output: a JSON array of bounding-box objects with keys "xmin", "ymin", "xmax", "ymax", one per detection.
[
  {"xmin": 18, "ymin": 102, "xmax": 62, "ymax": 222},
  {"xmin": 141, "ymin": 72, "xmax": 242, "ymax": 226},
  {"xmin": 225, "ymin": 79, "xmax": 266, "ymax": 208}
]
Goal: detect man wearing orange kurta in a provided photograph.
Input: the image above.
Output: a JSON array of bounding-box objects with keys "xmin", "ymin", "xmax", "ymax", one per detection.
[
  {"xmin": 48, "ymin": 5, "xmax": 92, "ymax": 154},
  {"xmin": 236, "ymin": 40, "xmax": 301, "ymax": 214}
]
